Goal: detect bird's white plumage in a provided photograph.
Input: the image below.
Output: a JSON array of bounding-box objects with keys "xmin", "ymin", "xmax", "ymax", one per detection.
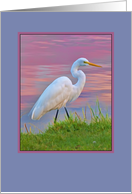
[
  {"xmin": 30, "ymin": 76, "xmax": 73, "ymax": 120},
  {"xmin": 29, "ymin": 57, "xmax": 99, "ymax": 120}
]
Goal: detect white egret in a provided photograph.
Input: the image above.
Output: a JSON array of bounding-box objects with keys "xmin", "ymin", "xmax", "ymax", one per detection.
[{"xmin": 29, "ymin": 58, "xmax": 102, "ymax": 122}]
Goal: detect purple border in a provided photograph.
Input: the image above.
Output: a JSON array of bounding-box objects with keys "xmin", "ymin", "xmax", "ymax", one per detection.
[{"xmin": 18, "ymin": 32, "xmax": 114, "ymax": 153}]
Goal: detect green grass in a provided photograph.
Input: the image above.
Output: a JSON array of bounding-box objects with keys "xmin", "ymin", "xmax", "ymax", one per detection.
[{"xmin": 20, "ymin": 100, "xmax": 111, "ymax": 151}]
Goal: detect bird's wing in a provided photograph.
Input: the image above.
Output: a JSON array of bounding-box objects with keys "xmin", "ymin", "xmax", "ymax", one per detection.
[{"xmin": 29, "ymin": 77, "xmax": 72, "ymax": 120}]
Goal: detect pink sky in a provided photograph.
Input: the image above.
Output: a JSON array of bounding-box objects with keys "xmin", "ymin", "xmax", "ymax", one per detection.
[{"xmin": 21, "ymin": 34, "xmax": 111, "ymax": 114}]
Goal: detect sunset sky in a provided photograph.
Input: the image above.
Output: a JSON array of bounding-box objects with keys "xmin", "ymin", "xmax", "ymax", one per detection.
[{"xmin": 21, "ymin": 34, "xmax": 111, "ymax": 132}]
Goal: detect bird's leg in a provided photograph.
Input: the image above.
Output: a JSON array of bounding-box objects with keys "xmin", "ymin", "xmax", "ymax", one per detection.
[
  {"xmin": 54, "ymin": 109, "xmax": 59, "ymax": 123},
  {"xmin": 64, "ymin": 107, "xmax": 70, "ymax": 119}
]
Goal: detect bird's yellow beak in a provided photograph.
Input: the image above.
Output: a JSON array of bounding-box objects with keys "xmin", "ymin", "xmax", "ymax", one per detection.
[{"xmin": 84, "ymin": 61, "xmax": 102, "ymax": 68}]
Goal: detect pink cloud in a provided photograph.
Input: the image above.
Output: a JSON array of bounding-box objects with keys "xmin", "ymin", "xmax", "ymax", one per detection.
[
  {"xmin": 33, "ymin": 41, "xmax": 55, "ymax": 45},
  {"xmin": 53, "ymin": 40, "xmax": 66, "ymax": 42}
]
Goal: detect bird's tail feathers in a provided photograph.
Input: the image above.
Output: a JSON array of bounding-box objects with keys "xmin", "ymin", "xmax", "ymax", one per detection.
[{"xmin": 30, "ymin": 106, "xmax": 45, "ymax": 120}]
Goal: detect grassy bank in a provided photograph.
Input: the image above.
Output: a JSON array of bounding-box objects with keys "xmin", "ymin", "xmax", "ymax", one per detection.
[{"xmin": 20, "ymin": 100, "xmax": 111, "ymax": 151}]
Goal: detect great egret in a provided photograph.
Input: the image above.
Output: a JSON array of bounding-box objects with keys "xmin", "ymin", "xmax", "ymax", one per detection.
[{"xmin": 29, "ymin": 58, "xmax": 102, "ymax": 122}]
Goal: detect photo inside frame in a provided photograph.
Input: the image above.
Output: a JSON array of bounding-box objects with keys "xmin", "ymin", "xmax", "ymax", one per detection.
[{"xmin": 19, "ymin": 33, "xmax": 112, "ymax": 151}]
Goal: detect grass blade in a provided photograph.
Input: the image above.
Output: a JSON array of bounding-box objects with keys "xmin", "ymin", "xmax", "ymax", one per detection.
[
  {"xmin": 82, "ymin": 108, "xmax": 86, "ymax": 119},
  {"xmin": 85, "ymin": 106, "xmax": 87, "ymax": 119},
  {"xmin": 75, "ymin": 112, "xmax": 81, "ymax": 121},
  {"xmin": 28, "ymin": 123, "xmax": 43, "ymax": 133},
  {"xmin": 24, "ymin": 123, "xmax": 29, "ymax": 134},
  {"xmin": 87, "ymin": 103, "xmax": 93, "ymax": 120}
]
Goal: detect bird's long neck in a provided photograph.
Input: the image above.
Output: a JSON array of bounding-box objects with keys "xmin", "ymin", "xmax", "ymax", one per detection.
[{"xmin": 71, "ymin": 62, "xmax": 86, "ymax": 92}]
